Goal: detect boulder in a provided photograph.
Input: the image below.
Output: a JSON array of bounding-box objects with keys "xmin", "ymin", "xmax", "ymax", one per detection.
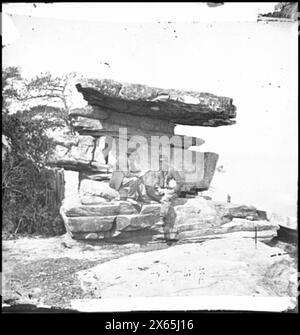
[
  {"xmin": 67, "ymin": 216, "xmax": 115, "ymax": 233},
  {"xmin": 79, "ymin": 179, "xmax": 119, "ymax": 200},
  {"xmin": 116, "ymin": 214, "xmax": 159, "ymax": 231},
  {"xmin": 48, "ymin": 134, "xmax": 111, "ymax": 172},
  {"xmin": 118, "ymin": 201, "xmax": 139, "ymax": 215},
  {"xmin": 65, "ymin": 204, "xmax": 120, "ymax": 217},
  {"xmin": 221, "ymin": 218, "xmax": 278, "ymax": 233},
  {"xmin": 140, "ymin": 204, "xmax": 162, "ymax": 216},
  {"xmin": 216, "ymin": 203, "xmax": 267, "ymax": 223},
  {"xmin": 172, "ymin": 198, "xmax": 278, "ymax": 242},
  {"xmin": 53, "ymin": 135, "xmax": 95, "ymax": 163},
  {"xmin": 80, "ymin": 195, "xmax": 108, "ymax": 205},
  {"xmin": 174, "ymin": 198, "xmax": 268, "ymax": 224},
  {"xmin": 174, "ymin": 197, "xmax": 217, "ymax": 226},
  {"xmin": 65, "ymin": 201, "xmax": 137, "ymax": 217}
]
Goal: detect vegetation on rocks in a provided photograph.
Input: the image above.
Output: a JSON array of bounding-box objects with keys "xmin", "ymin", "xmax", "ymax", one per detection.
[{"xmin": 2, "ymin": 67, "xmax": 72, "ymax": 236}]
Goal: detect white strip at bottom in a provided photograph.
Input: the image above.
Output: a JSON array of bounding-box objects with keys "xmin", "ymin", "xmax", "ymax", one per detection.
[{"xmin": 71, "ymin": 296, "xmax": 297, "ymax": 312}]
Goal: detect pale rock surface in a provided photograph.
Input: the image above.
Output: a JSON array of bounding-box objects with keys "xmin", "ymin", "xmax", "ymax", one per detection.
[
  {"xmin": 65, "ymin": 201, "xmax": 137, "ymax": 217},
  {"xmin": 222, "ymin": 218, "xmax": 278, "ymax": 232},
  {"xmin": 77, "ymin": 238, "xmax": 297, "ymax": 299},
  {"xmin": 67, "ymin": 216, "xmax": 115, "ymax": 233},
  {"xmin": 140, "ymin": 203, "xmax": 162, "ymax": 216},
  {"xmin": 116, "ymin": 214, "xmax": 159, "ymax": 231},
  {"xmin": 80, "ymin": 195, "xmax": 108, "ymax": 205},
  {"xmin": 268, "ymin": 212, "xmax": 297, "ymax": 230},
  {"xmin": 173, "ymin": 198, "xmax": 277, "ymax": 242},
  {"xmin": 79, "ymin": 179, "xmax": 119, "ymax": 200},
  {"xmin": 65, "ymin": 204, "xmax": 120, "ymax": 217}
]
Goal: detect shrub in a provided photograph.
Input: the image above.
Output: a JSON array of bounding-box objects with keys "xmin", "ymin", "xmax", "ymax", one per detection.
[
  {"xmin": 2, "ymin": 67, "xmax": 66, "ymax": 237},
  {"xmin": 2, "ymin": 111, "xmax": 66, "ymax": 236}
]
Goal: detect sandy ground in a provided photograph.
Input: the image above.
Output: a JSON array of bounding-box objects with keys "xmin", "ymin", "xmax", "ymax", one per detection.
[
  {"xmin": 2, "ymin": 234, "xmax": 169, "ymax": 308},
  {"xmin": 2, "ymin": 234, "xmax": 297, "ymax": 310}
]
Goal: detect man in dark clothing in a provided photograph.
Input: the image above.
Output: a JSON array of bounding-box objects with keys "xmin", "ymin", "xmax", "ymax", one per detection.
[{"xmin": 157, "ymin": 155, "xmax": 183, "ymax": 241}]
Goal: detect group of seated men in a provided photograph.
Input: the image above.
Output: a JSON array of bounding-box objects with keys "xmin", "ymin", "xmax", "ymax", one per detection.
[
  {"xmin": 109, "ymin": 149, "xmax": 183, "ymax": 239},
  {"xmin": 109, "ymin": 149, "xmax": 183, "ymax": 204}
]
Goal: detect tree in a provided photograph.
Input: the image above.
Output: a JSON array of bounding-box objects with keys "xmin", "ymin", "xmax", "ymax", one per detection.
[
  {"xmin": 2, "ymin": 67, "xmax": 66, "ymax": 236},
  {"xmin": 4, "ymin": 68, "xmax": 77, "ymax": 128},
  {"xmin": 2, "ymin": 66, "xmax": 22, "ymax": 112},
  {"xmin": 23, "ymin": 72, "xmax": 78, "ymax": 128}
]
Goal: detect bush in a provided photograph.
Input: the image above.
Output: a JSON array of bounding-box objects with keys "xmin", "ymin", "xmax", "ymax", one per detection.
[
  {"xmin": 2, "ymin": 111, "xmax": 66, "ymax": 236},
  {"xmin": 2, "ymin": 67, "xmax": 68, "ymax": 237}
]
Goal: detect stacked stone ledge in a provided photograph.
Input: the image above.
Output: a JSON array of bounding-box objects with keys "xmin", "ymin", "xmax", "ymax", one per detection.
[
  {"xmin": 61, "ymin": 193, "xmax": 279, "ymax": 242},
  {"xmin": 52, "ymin": 78, "xmax": 279, "ymax": 243}
]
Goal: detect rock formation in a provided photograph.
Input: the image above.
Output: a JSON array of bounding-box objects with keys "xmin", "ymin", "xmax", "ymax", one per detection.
[
  {"xmin": 52, "ymin": 78, "xmax": 279, "ymax": 243},
  {"xmin": 50, "ymin": 78, "xmax": 235, "ymax": 188},
  {"xmin": 76, "ymin": 238, "xmax": 297, "ymax": 301},
  {"xmin": 74, "ymin": 79, "xmax": 236, "ymax": 128},
  {"xmin": 61, "ymin": 196, "xmax": 278, "ymax": 242}
]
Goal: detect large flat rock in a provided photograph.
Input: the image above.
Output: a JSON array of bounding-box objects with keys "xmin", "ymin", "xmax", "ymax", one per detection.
[
  {"xmin": 79, "ymin": 179, "xmax": 119, "ymax": 200},
  {"xmin": 116, "ymin": 214, "xmax": 160, "ymax": 231},
  {"xmin": 172, "ymin": 198, "xmax": 277, "ymax": 242},
  {"xmin": 48, "ymin": 134, "xmax": 112, "ymax": 173},
  {"xmin": 76, "ymin": 238, "xmax": 297, "ymax": 299},
  {"xmin": 140, "ymin": 204, "xmax": 162, "ymax": 216},
  {"xmin": 80, "ymin": 195, "xmax": 109, "ymax": 205},
  {"xmin": 75, "ymin": 80, "xmax": 236, "ymax": 127},
  {"xmin": 173, "ymin": 197, "xmax": 268, "ymax": 225},
  {"xmin": 67, "ymin": 216, "xmax": 115, "ymax": 233},
  {"xmin": 65, "ymin": 201, "xmax": 138, "ymax": 217}
]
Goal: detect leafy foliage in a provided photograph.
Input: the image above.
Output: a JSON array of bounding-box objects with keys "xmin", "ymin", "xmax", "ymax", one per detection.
[
  {"xmin": 2, "ymin": 66, "xmax": 22, "ymax": 111},
  {"xmin": 23, "ymin": 72, "xmax": 77, "ymax": 128},
  {"xmin": 2, "ymin": 67, "xmax": 66, "ymax": 236}
]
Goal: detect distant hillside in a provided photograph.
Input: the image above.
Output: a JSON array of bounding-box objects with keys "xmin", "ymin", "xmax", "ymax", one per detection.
[{"xmin": 259, "ymin": 2, "xmax": 298, "ymax": 20}]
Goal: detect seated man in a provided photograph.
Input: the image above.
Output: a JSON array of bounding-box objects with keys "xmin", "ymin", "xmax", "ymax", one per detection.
[
  {"xmin": 109, "ymin": 147, "xmax": 144, "ymax": 202},
  {"xmin": 142, "ymin": 154, "xmax": 183, "ymax": 202},
  {"xmin": 141, "ymin": 169, "xmax": 164, "ymax": 203}
]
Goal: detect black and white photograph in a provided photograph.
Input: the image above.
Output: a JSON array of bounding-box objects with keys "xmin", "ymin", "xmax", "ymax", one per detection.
[{"xmin": 1, "ymin": 2, "xmax": 298, "ymax": 316}]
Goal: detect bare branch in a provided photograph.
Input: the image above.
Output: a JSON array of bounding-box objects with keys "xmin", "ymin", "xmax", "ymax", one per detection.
[{"xmin": 22, "ymin": 94, "xmax": 65, "ymax": 100}]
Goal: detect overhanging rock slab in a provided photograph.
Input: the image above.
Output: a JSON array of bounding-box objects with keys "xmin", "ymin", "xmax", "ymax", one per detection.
[{"xmin": 75, "ymin": 80, "xmax": 236, "ymax": 127}]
